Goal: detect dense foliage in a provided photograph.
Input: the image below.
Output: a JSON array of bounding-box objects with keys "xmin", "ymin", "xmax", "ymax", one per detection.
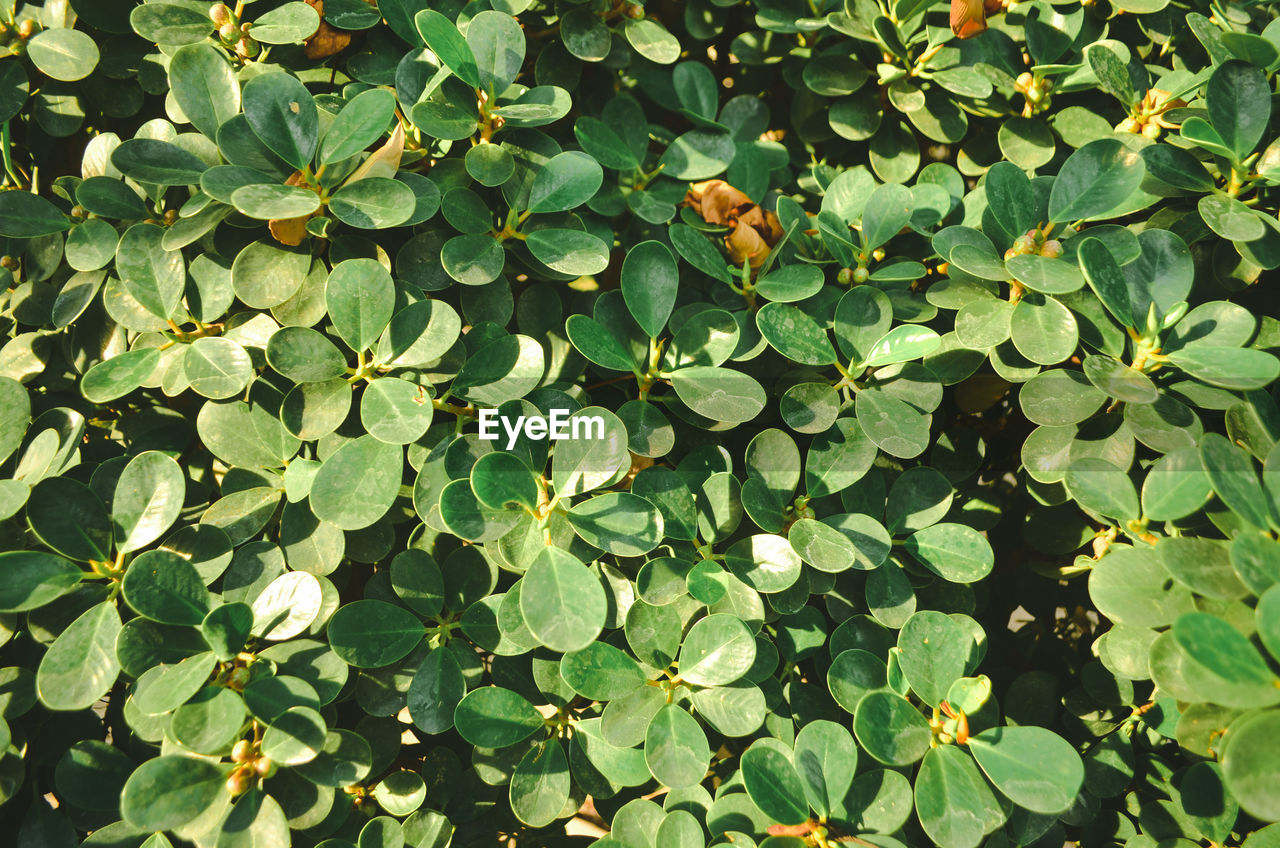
[{"xmin": 0, "ymin": 0, "xmax": 1279, "ymax": 846}]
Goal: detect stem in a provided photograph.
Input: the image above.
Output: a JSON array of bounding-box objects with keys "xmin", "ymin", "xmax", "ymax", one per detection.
[{"xmin": 0, "ymin": 122, "xmax": 21, "ymax": 187}]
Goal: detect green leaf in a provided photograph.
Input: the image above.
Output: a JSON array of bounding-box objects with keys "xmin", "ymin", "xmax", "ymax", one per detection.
[
  {"xmin": 1169, "ymin": 347, "xmax": 1280, "ymax": 391},
  {"xmin": 856, "ymin": 390, "xmax": 931, "ymax": 459},
  {"xmin": 1064, "ymin": 457, "xmax": 1139, "ymax": 520},
  {"xmin": 1142, "ymin": 446, "xmax": 1212, "ymax": 521},
  {"xmin": 216, "ymin": 791, "xmax": 290, "ymax": 847},
  {"xmin": 757, "ymin": 303, "xmax": 836, "ymax": 365},
  {"xmin": 525, "ymin": 228, "xmax": 611, "ymax": 276},
  {"xmin": 741, "ymin": 744, "xmax": 809, "ymax": 825},
  {"xmin": 327, "ymin": 258, "xmax": 395, "ymax": 352},
  {"xmin": 454, "ymin": 686, "xmax": 543, "ymax": 748},
  {"xmin": 168, "ymin": 43, "xmax": 240, "ymax": 140},
  {"xmin": 860, "ymin": 324, "xmax": 942, "ymax": 369},
  {"xmin": 120, "ymin": 756, "xmax": 227, "ymax": 832},
  {"xmin": 528, "ymin": 151, "xmax": 604, "ymax": 214},
  {"xmin": 669, "ymin": 366, "xmax": 766, "ymax": 424},
  {"xmin": 904, "ymin": 524, "xmax": 993, "ymax": 583},
  {"xmin": 408, "ymin": 648, "xmax": 465, "ymax": 734},
  {"xmin": 645, "ymin": 704, "xmax": 709, "ymax": 789},
  {"xmin": 414, "ymin": 10, "xmax": 480, "ymax": 88},
  {"xmin": 660, "ymin": 130, "xmax": 736, "ymax": 180},
  {"xmin": 568, "ymin": 492, "xmax": 664, "ymax": 556},
  {"xmin": 1222, "ymin": 711, "xmax": 1280, "ymax": 822},
  {"xmin": 1048, "ymin": 139, "xmax": 1146, "ymax": 222},
  {"xmin": 575, "ymin": 116, "xmax": 640, "ymax": 170},
  {"xmin": 724, "ymin": 533, "xmax": 803, "ymax": 593},
  {"xmin": 1201, "ymin": 433, "xmax": 1277, "ymax": 531},
  {"xmin": 327, "ymin": 599, "xmax": 423, "ymax": 667},
  {"xmin": 621, "ymin": 241, "xmax": 677, "ymax": 338},
  {"xmin": 520, "ymin": 547, "xmax": 607, "ymax": 652},
  {"xmin": 1173, "ymin": 611, "xmax": 1280, "ymax": 706},
  {"xmin": 230, "ymin": 184, "xmax": 320, "ymax": 220},
  {"xmin": 232, "ymin": 240, "xmax": 310, "ymax": 309},
  {"xmin": 467, "ymin": 11, "xmax": 526, "ymax": 95},
  {"xmin": 0, "ymin": 190, "xmax": 69, "ymax": 238},
  {"xmin": 561, "ymin": 642, "xmax": 645, "ymax": 701},
  {"xmin": 896, "ymin": 611, "xmax": 970, "ymax": 707},
  {"xmin": 756, "ymin": 264, "xmax": 825, "ymax": 303},
  {"xmin": 310, "ymin": 435, "xmax": 402, "ymax": 530},
  {"xmin": 471, "ymin": 451, "xmax": 538, "ymax": 511},
  {"xmin": 968, "ymin": 725, "xmax": 1085, "ymax": 814},
  {"xmin": 122, "ymin": 549, "xmax": 211, "ymax": 625},
  {"xmin": 130, "ymin": 3, "xmax": 214, "ymax": 44},
  {"xmin": 1077, "ymin": 238, "xmax": 1136, "ymax": 328},
  {"xmin": 853, "ymin": 691, "xmax": 931, "ymax": 766},
  {"xmin": 566, "ymin": 315, "xmax": 637, "ymax": 372},
  {"xmin": 242, "ymin": 72, "xmax": 319, "ymax": 171},
  {"xmin": 1208, "ymin": 60, "xmax": 1271, "ymax": 161},
  {"xmin": 857, "ymin": 183, "xmax": 911, "ymax": 252},
  {"xmin": 914, "ymin": 746, "xmax": 1003, "ymax": 848},
  {"xmin": 27, "ymin": 477, "xmax": 112, "ymax": 562},
  {"xmin": 510, "ymin": 740, "xmax": 570, "ymax": 827},
  {"xmin": 261, "ymin": 705, "xmax": 326, "ymax": 765},
  {"xmin": 794, "ymin": 720, "xmax": 857, "ymax": 819},
  {"xmin": 679, "ymin": 613, "xmax": 756, "ymax": 686},
  {"xmin": 329, "ymin": 177, "xmax": 416, "ymax": 228},
  {"xmin": 36, "ymin": 602, "xmax": 121, "ymax": 711},
  {"xmin": 184, "ymin": 337, "xmax": 253, "ymax": 400},
  {"xmin": 27, "ymin": 28, "xmax": 99, "ymax": 82},
  {"xmin": 0, "ymin": 551, "xmax": 81, "ymax": 613},
  {"xmin": 1199, "ymin": 194, "xmax": 1267, "ymax": 242},
  {"xmin": 624, "ymin": 18, "xmax": 680, "ymax": 64},
  {"xmin": 249, "ymin": 1, "xmax": 321, "ymax": 44}
]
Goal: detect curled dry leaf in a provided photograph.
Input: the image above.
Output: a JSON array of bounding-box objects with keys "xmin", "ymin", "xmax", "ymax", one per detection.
[
  {"xmin": 303, "ymin": 0, "xmax": 353, "ymax": 60},
  {"xmin": 685, "ymin": 179, "xmax": 784, "ymax": 269}
]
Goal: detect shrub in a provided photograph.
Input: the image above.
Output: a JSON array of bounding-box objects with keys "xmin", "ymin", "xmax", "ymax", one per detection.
[{"xmin": 0, "ymin": 0, "xmax": 1278, "ymax": 846}]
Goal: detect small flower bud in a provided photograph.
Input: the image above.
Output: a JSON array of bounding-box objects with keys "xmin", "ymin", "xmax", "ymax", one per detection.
[
  {"xmin": 837, "ymin": 267, "xmax": 854, "ymax": 285},
  {"xmin": 1013, "ymin": 234, "xmax": 1036, "ymax": 255},
  {"xmin": 219, "ymin": 22, "xmax": 239, "ymax": 41},
  {"xmin": 226, "ymin": 770, "xmax": 252, "ymax": 796},
  {"xmin": 231, "ymin": 739, "xmax": 253, "ymax": 763},
  {"xmin": 254, "ymin": 757, "xmax": 276, "ymax": 778},
  {"xmin": 852, "ymin": 267, "xmax": 869, "ymax": 283},
  {"xmin": 1117, "ymin": 117, "xmax": 1140, "ymax": 134},
  {"xmin": 624, "ymin": 3, "xmax": 645, "ymax": 18},
  {"xmin": 1, "ymin": 255, "xmax": 18, "ymax": 270},
  {"xmin": 1040, "ymin": 240, "xmax": 1062, "ymax": 258},
  {"xmin": 210, "ymin": 3, "xmax": 232, "ymax": 25},
  {"xmin": 16, "ymin": 20, "xmax": 37, "ymax": 40},
  {"xmin": 1015, "ymin": 72, "xmax": 1034, "ymax": 91},
  {"xmin": 1142, "ymin": 122, "xmax": 1161, "ymax": 140}
]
